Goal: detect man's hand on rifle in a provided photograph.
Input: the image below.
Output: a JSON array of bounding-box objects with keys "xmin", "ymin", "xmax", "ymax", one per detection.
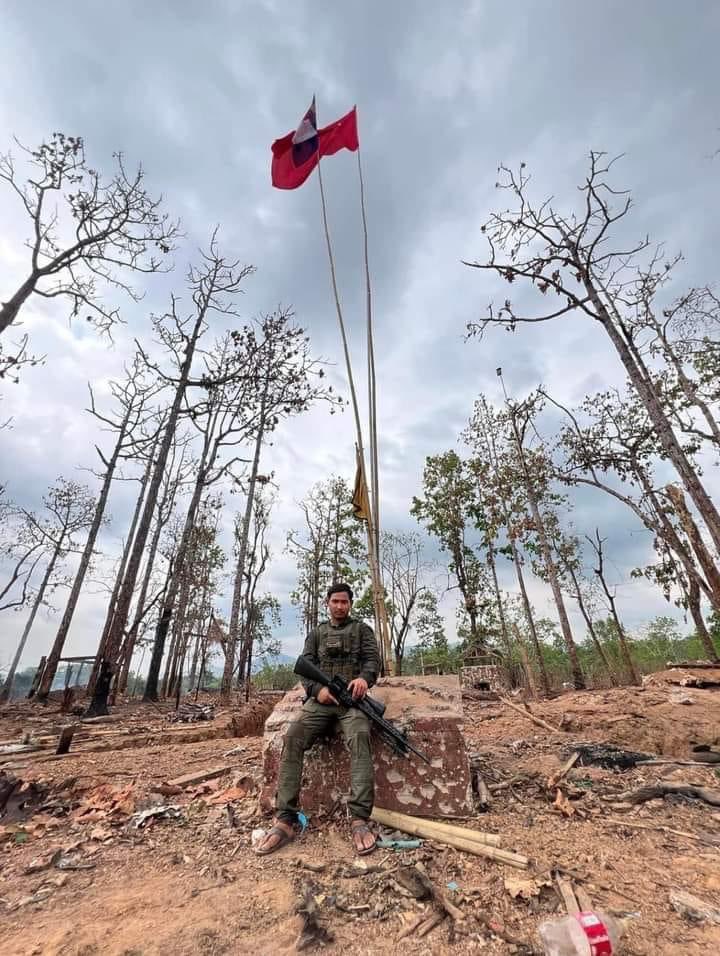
[
  {"xmin": 317, "ymin": 686, "xmax": 339, "ymax": 705},
  {"xmin": 347, "ymin": 677, "xmax": 368, "ymax": 701}
]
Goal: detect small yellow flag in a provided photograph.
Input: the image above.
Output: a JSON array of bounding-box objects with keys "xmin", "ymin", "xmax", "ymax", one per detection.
[{"xmin": 352, "ymin": 456, "xmax": 371, "ymax": 522}]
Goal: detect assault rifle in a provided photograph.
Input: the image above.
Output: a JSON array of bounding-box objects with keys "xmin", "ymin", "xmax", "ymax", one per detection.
[{"xmin": 293, "ymin": 655, "xmax": 431, "ymax": 764}]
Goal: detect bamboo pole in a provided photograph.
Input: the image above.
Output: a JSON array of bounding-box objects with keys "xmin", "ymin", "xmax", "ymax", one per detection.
[
  {"xmin": 315, "ymin": 108, "xmax": 391, "ymax": 671},
  {"xmin": 370, "ymin": 807, "xmax": 528, "ymax": 868}
]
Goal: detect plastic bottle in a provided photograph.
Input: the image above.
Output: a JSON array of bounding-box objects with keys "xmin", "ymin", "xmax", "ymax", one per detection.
[{"xmin": 538, "ymin": 911, "xmax": 624, "ymax": 956}]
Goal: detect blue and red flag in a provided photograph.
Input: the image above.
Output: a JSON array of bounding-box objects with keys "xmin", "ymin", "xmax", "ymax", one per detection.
[{"xmin": 271, "ymin": 98, "xmax": 359, "ymax": 189}]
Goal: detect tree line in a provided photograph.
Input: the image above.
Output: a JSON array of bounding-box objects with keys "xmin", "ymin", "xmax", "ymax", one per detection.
[{"xmin": 1, "ymin": 138, "xmax": 718, "ymax": 702}]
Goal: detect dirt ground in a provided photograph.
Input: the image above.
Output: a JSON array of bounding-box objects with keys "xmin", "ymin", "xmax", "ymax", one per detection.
[{"xmin": 1, "ymin": 670, "xmax": 719, "ymax": 955}]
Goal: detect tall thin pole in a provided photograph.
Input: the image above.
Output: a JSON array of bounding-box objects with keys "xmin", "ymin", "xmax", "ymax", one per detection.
[
  {"xmin": 357, "ymin": 147, "xmax": 380, "ymax": 562},
  {"xmin": 315, "ymin": 108, "xmax": 392, "ymax": 670}
]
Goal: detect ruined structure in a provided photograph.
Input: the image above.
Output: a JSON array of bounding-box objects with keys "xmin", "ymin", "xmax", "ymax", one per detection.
[{"xmin": 260, "ymin": 675, "xmax": 473, "ymax": 818}]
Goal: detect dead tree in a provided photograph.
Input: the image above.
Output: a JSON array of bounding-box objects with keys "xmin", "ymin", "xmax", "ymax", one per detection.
[
  {"xmin": 0, "ymin": 503, "xmax": 45, "ymax": 613},
  {"xmin": 85, "ymin": 240, "xmax": 254, "ymax": 716},
  {"xmin": 544, "ymin": 387, "xmax": 720, "ymax": 617},
  {"xmin": 37, "ymin": 360, "xmax": 158, "ymax": 699},
  {"xmin": 220, "ymin": 310, "xmax": 340, "ymax": 699},
  {"xmin": 466, "ymin": 152, "xmax": 720, "ymax": 555},
  {"xmin": 0, "ymin": 133, "xmax": 179, "ymax": 346},
  {"xmin": 288, "ymin": 477, "xmax": 368, "ymax": 635},
  {"xmin": 142, "ymin": 328, "xmax": 260, "ymax": 703},
  {"xmin": 1, "ymin": 478, "xmax": 96, "ymax": 702},
  {"xmin": 116, "ymin": 437, "xmax": 193, "ymax": 693}
]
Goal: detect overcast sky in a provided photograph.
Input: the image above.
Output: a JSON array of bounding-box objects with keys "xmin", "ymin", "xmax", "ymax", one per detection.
[{"xmin": 1, "ymin": 0, "xmax": 719, "ymax": 672}]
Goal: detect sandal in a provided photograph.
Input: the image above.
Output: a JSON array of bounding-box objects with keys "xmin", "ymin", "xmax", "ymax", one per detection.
[
  {"xmin": 254, "ymin": 823, "xmax": 295, "ymax": 856},
  {"xmin": 351, "ymin": 820, "xmax": 377, "ymax": 856}
]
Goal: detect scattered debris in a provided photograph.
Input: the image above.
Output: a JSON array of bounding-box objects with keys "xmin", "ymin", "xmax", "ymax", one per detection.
[
  {"xmin": 504, "ymin": 875, "xmax": 552, "ymax": 900},
  {"xmin": 604, "ymin": 816, "xmax": 720, "ymax": 846},
  {"xmin": 131, "ymin": 804, "xmax": 183, "ymax": 828},
  {"xmin": 295, "ymin": 881, "xmax": 334, "ymax": 950},
  {"xmin": 166, "ymin": 765, "xmax": 231, "ymax": 789},
  {"xmin": 670, "ymin": 889, "xmax": 720, "ymax": 925},
  {"xmin": 376, "ymin": 838, "xmax": 422, "ymax": 850},
  {"xmin": 572, "ymin": 742, "xmax": 655, "ymax": 770},
  {"xmin": 546, "ymin": 751, "xmax": 579, "ymax": 790},
  {"xmin": 168, "ymin": 703, "xmax": 215, "ymax": 723},
  {"xmin": 612, "ymin": 780, "xmax": 720, "ymax": 809}
]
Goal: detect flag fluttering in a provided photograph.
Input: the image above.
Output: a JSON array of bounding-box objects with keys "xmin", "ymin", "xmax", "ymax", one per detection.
[{"xmin": 271, "ymin": 98, "xmax": 359, "ymax": 189}]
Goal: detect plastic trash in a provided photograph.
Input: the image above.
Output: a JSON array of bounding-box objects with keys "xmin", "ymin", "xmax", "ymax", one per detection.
[{"xmin": 538, "ymin": 910, "xmax": 624, "ymax": 955}]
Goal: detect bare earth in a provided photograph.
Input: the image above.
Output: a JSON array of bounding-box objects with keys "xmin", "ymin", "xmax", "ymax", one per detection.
[{"xmin": 1, "ymin": 672, "xmax": 719, "ymax": 955}]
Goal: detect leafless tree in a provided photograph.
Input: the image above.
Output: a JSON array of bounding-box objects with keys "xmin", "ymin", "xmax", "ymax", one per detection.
[
  {"xmin": 287, "ymin": 477, "xmax": 368, "ymax": 634},
  {"xmin": 142, "ymin": 329, "xmax": 262, "ymax": 703},
  {"xmin": 0, "ymin": 133, "xmax": 179, "ymax": 350},
  {"xmin": 466, "ymin": 152, "xmax": 720, "ymax": 554},
  {"xmin": 37, "ymin": 358, "xmax": 158, "ymax": 698},
  {"xmin": 373, "ymin": 531, "xmax": 431, "ymax": 676},
  {"xmin": 84, "ymin": 241, "xmax": 253, "ymax": 715},
  {"xmin": 1, "ymin": 478, "xmax": 96, "ymax": 702},
  {"xmin": 221, "ymin": 310, "xmax": 341, "ymax": 699},
  {"xmin": 116, "ymin": 436, "xmax": 194, "ymax": 694},
  {"xmin": 0, "ymin": 501, "xmax": 46, "ymax": 613}
]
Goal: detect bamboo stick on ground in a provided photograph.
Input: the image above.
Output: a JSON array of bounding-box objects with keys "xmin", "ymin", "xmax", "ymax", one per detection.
[
  {"xmin": 371, "ymin": 807, "xmax": 528, "ymax": 868},
  {"xmin": 371, "ymin": 806, "xmax": 502, "ymax": 846}
]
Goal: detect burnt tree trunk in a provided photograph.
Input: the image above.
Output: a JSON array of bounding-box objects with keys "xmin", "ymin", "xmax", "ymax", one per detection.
[{"xmin": 88, "ymin": 310, "xmax": 205, "ymax": 715}]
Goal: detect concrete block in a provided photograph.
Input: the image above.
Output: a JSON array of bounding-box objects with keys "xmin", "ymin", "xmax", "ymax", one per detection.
[{"xmin": 260, "ymin": 675, "xmax": 472, "ymax": 818}]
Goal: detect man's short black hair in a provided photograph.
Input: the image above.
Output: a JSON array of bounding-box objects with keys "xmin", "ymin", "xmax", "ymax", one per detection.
[{"xmin": 327, "ymin": 582, "xmax": 353, "ymax": 601}]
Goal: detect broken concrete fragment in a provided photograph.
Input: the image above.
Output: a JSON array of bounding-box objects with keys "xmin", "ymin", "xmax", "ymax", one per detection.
[
  {"xmin": 260, "ymin": 676, "xmax": 473, "ymax": 818},
  {"xmin": 166, "ymin": 765, "xmax": 231, "ymax": 789}
]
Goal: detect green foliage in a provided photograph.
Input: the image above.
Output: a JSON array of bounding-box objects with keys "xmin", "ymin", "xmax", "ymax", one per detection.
[{"xmin": 253, "ymin": 663, "xmax": 297, "ymax": 691}]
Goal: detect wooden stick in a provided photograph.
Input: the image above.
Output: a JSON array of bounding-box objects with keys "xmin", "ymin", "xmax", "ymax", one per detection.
[
  {"xmin": 547, "ymin": 751, "xmax": 578, "ymax": 790},
  {"xmin": 371, "ymin": 806, "xmax": 501, "ymax": 846},
  {"xmin": 555, "ymin": 876, "xmax": 579, "ymax": 915},
  {"xmin": 613, "ymin": 781, "xmax": 720, "ymax": 808},
  {"xmin": 604, "ymin": 816, "xmax": 719, "ymax": 845},
  {"xmin": 417, "ymin": 912, "xmax": 445, "ymax": 937},
  {"xmin": 499, "ymin": 697, "xmax": 561, "ymax": 734},
  {"xmin": 475, "ymin": 774, "xmax": 492, "ymax": 809},
  {"xmin": 574, "ymin": 885, "xmax": 593, "ymax": 911},
  {"xmin": 637, "ymin": 758, "xmax": 720, "ymax": 767},
  {"xmin": 371, "ymin": 808, "xmax": 528, "ymax": 868},
  {"xmin": 397, "ymin": 913, "xmax": 426, "ymax": 940}
]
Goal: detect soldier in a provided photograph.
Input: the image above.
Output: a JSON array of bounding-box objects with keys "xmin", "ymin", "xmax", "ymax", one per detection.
[{"xmin": 255, "ymin": 582, "xmax": 380, "ymax": 856}]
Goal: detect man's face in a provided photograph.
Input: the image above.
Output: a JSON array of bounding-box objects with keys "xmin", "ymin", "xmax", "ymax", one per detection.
[{"xmin": 327, "ymin": 591, "xmax": 351, "ymax": 622}]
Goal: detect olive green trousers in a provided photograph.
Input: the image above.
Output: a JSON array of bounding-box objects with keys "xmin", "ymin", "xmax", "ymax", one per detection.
[{"xmin": 275, "ymin": 698, "xmax": 374, "ymax": 823}]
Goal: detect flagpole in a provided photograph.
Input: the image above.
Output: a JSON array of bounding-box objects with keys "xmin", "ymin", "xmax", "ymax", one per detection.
[
  {"xmin": 356, "ymin": 143, "xmax": 380, "ymax": 570},
  {"xmin": 314, "ymin": 110, "xmax": 392, "ymax": 673}
]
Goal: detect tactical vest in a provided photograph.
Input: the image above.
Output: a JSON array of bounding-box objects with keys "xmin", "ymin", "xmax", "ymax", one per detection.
[{"xmin": 317, "ymin": 618, "xmax": 363, "ymax": 682}]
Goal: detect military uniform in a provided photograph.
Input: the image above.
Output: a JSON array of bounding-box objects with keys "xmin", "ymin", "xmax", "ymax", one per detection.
[{"xmin": 275, "ymin": 615, "xmax": 380, "ymax": 824}]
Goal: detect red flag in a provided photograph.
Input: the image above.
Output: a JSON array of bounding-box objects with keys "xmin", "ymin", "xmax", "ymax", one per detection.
[{"xmin": 271, "ymin": 103, "xmax": 359, "ymax": 190}]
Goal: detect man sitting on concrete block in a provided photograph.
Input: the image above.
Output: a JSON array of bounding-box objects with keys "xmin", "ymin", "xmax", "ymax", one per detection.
[{"xmin": 255, "ymin": 582, "xmax": 380, "ymax": 856}]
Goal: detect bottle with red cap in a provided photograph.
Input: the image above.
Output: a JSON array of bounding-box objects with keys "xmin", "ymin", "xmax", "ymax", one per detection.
[{"xmin": 538, "ymin": 910, "xmax": 624, "ymax": 955}]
